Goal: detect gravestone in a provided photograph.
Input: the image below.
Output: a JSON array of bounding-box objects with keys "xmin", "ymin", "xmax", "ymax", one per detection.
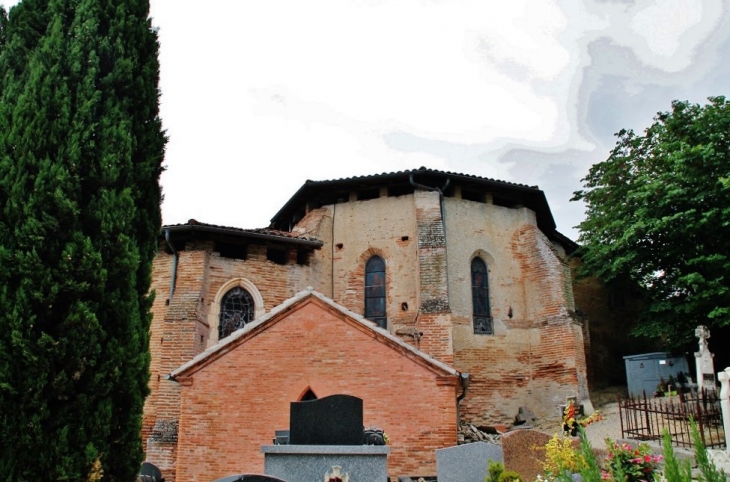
[
  {"xmin": 263, "ymin": 394, "xmax": 388, "ymax": 481},
  {"xmin": 289, "ymin": 394, "xmax": 363, "ymax": 445},
  {"xmin": 436, "ymin": 441, "xmax": 503, "ymax": 482},
  {"xmin": 695, "ymin": 325, "xmax": 716, "ymax": 388},
  {"xmin": 138, "ymin": 462, "xmax": 164, "ymax": 482},
  {"xmin": 262, "ymin": 445, "xmax": 389, "ymax": 482},
  {"xmin": 707, "ymin": 368, "xmax": 730, "ymax": 475},
  {"xmin": 212, "ymin": 475, "xmax": 288, "ymax": 482},
  {"xmin": 515, "ymin": 406, "xmax": 537, "ymax": 425},
  {"xmin": 501, "ymin": 429, "xmax": 552, "ymax": 482}
]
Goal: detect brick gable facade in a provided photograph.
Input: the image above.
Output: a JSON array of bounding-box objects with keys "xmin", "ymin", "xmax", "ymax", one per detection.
[{"xmin": 171, "ymin": 292, "xmax": 460, "ymax": 481}]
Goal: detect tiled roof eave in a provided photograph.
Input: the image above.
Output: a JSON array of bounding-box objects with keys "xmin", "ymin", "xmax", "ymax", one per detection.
[{"xmin": 162, "ymin": 222, "xmax": 323, "ymax": 247}]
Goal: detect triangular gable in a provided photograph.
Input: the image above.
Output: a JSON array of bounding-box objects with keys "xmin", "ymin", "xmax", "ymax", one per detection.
[{"xmin": 169, "ymin": 288, "xmax": 460, "ymax": 380}]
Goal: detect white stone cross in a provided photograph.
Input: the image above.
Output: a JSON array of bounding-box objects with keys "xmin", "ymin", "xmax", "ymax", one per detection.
[
  {"xmin": 696, "ymin": 325, "xmax": 710, "ymax": 350},
  {"xmin": 325, "ymin": 465, "xmax": 349, "ymax": 482},
  {"xmin": 695, "ymin": 325, "xmax": 715, "ymax": 388}
]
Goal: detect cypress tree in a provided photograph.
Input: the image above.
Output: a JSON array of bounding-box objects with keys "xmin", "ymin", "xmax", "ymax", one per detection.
[{"xmin": 0, "ymin": 0, "xmax": 165, "ymax": 480}]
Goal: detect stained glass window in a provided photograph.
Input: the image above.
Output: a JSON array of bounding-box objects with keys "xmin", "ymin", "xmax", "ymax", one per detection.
[
  {"xmin": 364, "ymin": 256, "xmax": 387, "ymax": 329},
  {"xmin": 471, "ymin": 257, "xmax": 493, "ymax": 334},
  {"xmin": 219, "ymin": 287, "xmax": 255, "ymax": 340}
]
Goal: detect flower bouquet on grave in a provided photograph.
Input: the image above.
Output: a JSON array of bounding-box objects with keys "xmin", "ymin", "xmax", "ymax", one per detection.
[
  {"xmin": 562, "ymin": 399, "xmax": 601, "ymax": 437},
  {"xmin": 363, "ymin": 426, "xmax": 389, "ymax": 445}
]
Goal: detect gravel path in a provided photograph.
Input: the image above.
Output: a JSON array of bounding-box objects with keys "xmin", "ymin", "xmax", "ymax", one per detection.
[{"xmin": 583, "ymin": 401, "xmax": 623, "ymax": 448}]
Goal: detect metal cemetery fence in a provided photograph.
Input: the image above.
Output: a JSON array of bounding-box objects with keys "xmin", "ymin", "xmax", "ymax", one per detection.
[{"xmin": 619, "ymin": 389, "xmax": 725, "ymax": 449}]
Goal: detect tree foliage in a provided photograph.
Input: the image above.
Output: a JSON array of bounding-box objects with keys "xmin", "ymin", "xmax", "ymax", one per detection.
[
  {"xmin": 0, "ymin": 0, "xmax": 165, "ymax": 480},
  {"xmin": 573, "ymin": 97, "xmax": 730, "ymax": 347}
]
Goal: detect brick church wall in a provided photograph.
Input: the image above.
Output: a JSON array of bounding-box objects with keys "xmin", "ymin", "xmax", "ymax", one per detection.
[
  {"xmin": 444, "ymin": 198, "xmax": 588, "ymax": 423},
  {"xmin": 144, "ymin": 239, "xmax": 320, "ymax": 481},
  {"xmin": 318, "ymin": 194, "xmax": 421, "ymax": 336},
  {"xmin": 413, "ymin": 191, "xmax": 454, "ymax": 364},
  {"xmin": 174, "ymin": 299, "xmax": 459, "ymax": 481},
  {"xmin": 144, "ymin": 181, "xmax": 591, "ymax": 479},
  {"xmin": 143, "ymin": 246, "xmax": 211, "ymax": 481}
]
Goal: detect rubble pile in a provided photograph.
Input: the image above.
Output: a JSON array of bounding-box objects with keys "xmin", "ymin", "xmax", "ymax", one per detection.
[{"xmin": 457, "ymin": 423, "xmax": 502, "ymax": 444}]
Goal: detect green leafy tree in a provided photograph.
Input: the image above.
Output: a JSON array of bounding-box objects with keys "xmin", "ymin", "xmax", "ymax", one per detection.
[
  {"xmin": 573, "ymin": 97, "xmax": 730, "ymax": 347},
  {"xmin": 0, "ymin": 7, "xmax": 7, "ymax": 49},
  {"xmin": 0, "ymin": 0, "xmax": 165, "ymax": 480}
]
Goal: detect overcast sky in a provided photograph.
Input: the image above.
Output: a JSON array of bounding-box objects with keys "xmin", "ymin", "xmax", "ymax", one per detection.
[{"xmin": 3, "ymin": 0, "xmax": 729, "ymax": 240}]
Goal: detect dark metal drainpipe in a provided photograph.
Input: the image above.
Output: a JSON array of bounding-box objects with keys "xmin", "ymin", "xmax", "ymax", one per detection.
[
  {"xmin": 409, "ymin": 174, "xmax": 451, "ymax": 304},
  {"xmin": 165, "ymin": 229, "xmax": 178, "ymax": 301},
  {"xmin": 457, "ymin": 372, "xmax": 471, "ymax": 424},
  {"xmin": 331, "ymin": 202, "xmax": 336, "ymax": 299}
]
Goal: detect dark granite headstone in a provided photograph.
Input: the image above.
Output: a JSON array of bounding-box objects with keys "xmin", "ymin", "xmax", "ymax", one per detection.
[
  {"xmin": 289, "ymin": 394, "xmax": 363, "ymax": 445},
  {"xmin": 212, "ymin": 475, "xmax": 287, "ymax": 482},
  {"xmin": 139, "ymin": 462, "xmax": 164, "ymax": 482}
]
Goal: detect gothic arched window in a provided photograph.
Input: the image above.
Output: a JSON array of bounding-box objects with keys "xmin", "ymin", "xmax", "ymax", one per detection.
[
  {"xmin": 471, "ymin": 257, "xmax": 493, "ymax": 334},
  {"xmin": 219, "ymin": 287, "xmax": 255, "ymax": 340},
  {"xmin": 364, "ymin": 255, "xmax": 387, "ymax": 329}
]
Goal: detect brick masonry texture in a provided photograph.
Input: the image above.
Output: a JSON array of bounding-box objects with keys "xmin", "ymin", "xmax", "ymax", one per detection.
[
  {"xmin": 143, "ymin": 185, "xmax": 589, "ymax": 481},
  {"xmin": 174, "ymin": 298, "xmax": 459, "ymax": 481}
]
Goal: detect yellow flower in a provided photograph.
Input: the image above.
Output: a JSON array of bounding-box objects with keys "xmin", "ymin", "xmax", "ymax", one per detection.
[{"xmin": 542, "ymin": 434, "xmax": 583, "ymax": 475}]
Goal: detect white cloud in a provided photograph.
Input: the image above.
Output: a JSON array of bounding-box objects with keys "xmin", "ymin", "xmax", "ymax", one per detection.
[
  {"xmin": 2, "ymin": 0, "xmax": 727, "ymax": 236},
  {"xmin": 631, "ymin": 0, "xmax": 704, "ymax": 59}
]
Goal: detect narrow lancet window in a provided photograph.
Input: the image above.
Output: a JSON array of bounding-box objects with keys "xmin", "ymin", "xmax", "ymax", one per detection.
[
  {"xmin": 471, "ymin": 257, "xmax": 493, "ymax": 334},
  {"xmin": 364, "ymin": 255, "xmax": 387, "ymax": 329}
]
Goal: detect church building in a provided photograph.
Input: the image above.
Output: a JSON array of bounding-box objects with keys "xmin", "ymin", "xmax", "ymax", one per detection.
[{"xmin": 142, "ymin": 167, "xmax": 589, "ymax": 481}]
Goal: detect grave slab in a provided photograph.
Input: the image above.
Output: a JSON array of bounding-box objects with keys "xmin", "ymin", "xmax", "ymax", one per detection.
[
  {"xmin": 501, "ymin": 429, "xmax": 552, "ymax": 482},
  {"xmin": 261, "ymin": 445, "xmax": 389, "ymax": 482},
  {"xmin": 212, "ymin": 476, "xmax": 287, "ymax": 482},
  {"xmin": 436, "ymin": 441, "xmax": 503, "ymax": 482}
]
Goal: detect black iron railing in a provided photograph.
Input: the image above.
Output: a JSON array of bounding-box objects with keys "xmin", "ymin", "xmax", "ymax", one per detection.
[{"xmin": 618, "ymin": 389, "xmax": 725, "ymax": 448}]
